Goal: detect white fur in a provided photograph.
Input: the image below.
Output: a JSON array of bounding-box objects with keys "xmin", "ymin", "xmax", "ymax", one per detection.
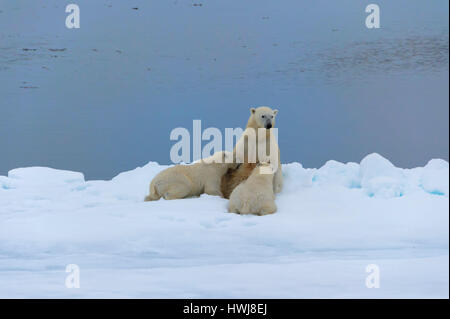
[
  {"xmin": 228, "ymin": 164, "xmax": 277, "ymax": 216},
  {"xmin": 145, "ymin": 152, "xmax": 237, "ymax": 201},
  {"xmin": 234, "ymin": 106, "xmax": 283, "ymax": 193}
]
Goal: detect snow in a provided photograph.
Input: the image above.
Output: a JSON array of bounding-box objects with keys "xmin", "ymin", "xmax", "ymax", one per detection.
[
  {"xmin": 359, "ymin": 153, "xmax": 406, "ymax": 198},
  {"xmin": 421, "ymin": 159, "xmax": 450, "ymax": 196},
  {"xmin": 0, "ymin": 153, "xmax": 448, "ymax": 298}
]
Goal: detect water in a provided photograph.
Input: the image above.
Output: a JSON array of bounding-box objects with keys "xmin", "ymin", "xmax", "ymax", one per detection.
[{"xmin": 0, "ymin": 0, "xmax": 448, "ymax": 179}]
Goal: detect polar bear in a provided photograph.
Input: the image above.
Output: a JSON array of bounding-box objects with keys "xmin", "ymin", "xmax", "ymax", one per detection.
[
  {"xmin": 194, "ymin": 150, "xmax": 233, "ymax": 164},
  {"xmin": 228, "ymin": 163, "xmax": 277, "ymax": 216},
  {"xmin": 224, "ymin": 106, "xmax": 283, "ymax": 195},
  {"xmin": 234, "ymin": 126, "xmax": 279, "ymax": 173},
  {"xmin": 144, "ymin": 151, "xmax": 238, "ymax": 201},
  {"xmin": 221, "ymin": 162, "xmax": 257, "ymax": 199}
]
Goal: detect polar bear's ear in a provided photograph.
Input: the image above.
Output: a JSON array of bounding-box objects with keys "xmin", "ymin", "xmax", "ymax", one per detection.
[
  {"xmin": 250, "ymin": 108, "xmax": 256, "ymax": 114},
  {"xmin": 273, "ymin": 109, "xmax": 278, "ymax": 115}
]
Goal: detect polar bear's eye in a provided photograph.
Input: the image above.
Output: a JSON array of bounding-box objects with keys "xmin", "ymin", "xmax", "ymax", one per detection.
[
  {"xmin": 261, "ymin": 115, "xmax": 265, "ymax": 118},
  {"xmin": 270, "ymin": 115, "xmax": 273, "ymax": 119}
]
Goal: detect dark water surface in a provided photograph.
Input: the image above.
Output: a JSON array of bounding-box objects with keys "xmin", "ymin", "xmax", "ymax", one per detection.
[{"xmin": 0, "ymin": 0, "xmax": 448, "ymax": 179}]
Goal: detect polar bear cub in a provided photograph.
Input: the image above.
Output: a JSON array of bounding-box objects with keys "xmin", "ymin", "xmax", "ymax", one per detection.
[
  {"xmin": 228, "ymin": 163, "xmax": 277, "ymax": 216},
  {"xmin": 145, "ymin": 151, "xmax": 237, "ymax": 201}
]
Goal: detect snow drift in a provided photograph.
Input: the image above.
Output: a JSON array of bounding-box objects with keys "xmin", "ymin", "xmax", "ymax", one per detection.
[{"xmin": 0, "ymin": 153, "xmax": 448, "ymax": 298}]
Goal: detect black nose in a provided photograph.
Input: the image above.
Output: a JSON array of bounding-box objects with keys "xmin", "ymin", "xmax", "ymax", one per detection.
[{"xmin": 266, "ymin": 123, "xmax": 272, "ymax": 129}]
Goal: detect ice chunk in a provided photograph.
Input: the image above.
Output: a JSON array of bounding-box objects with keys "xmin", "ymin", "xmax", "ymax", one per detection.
[
  {"xmin": 359, "ymin": 153, "xmax": 405, "ymax": 197},
  {"xmin": 313, "ymin": 160, "xmax": 360, "ymax": 188},
  {"xmin": 106, "ymin": 161, "xmax": 168, "ymax": 201},
  {"xmin": 425, "ymin": 159, "xmax": 449, "ymax": 170},
  {"xmin": 0, "ymin": 176, "xmax": 14, "ymax": 190},
  {"xmin": 282, "ymin": 162, "xmax": 316, "ymax": 191},
  {"xmin": 420, "ymin": 159, "xmax": 449, "ymax": 196},
  {"xmin": 7, "ymin": 167, "xmax": 85, "ymax": 186}
]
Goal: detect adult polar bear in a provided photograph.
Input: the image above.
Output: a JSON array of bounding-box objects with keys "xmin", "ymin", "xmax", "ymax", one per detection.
[{"xmin": 222, "ymin": 106, "xmax": 283, "ymax": 197}]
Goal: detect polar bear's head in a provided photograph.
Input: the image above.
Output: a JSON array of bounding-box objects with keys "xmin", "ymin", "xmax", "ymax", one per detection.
[{"xmin": 250, "ymin": 106, "xmax": 278, "ymax": 129}]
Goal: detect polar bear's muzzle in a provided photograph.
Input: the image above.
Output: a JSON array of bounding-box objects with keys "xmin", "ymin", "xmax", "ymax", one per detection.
[
  {"xmin": 261, "ymin": 114, "xmax": 274, "ymax": 129},
  {"xmin": 265, "ymin": 122, "xmax": 272, "ymax": 129}
]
